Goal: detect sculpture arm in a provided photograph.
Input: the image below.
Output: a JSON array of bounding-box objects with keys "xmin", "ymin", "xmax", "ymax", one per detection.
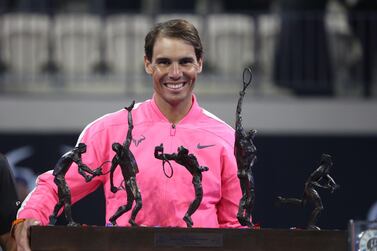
[
  {"xmin": 326, "ymin": 174, "xmax": 339, "ymax": 192},
  {"xmin": 154, "ymin": 144, "xmax": 164, "ymax": 160},
  {"xmin": 311, "ymin": 181, "xmax": 330, "ymax": 189},
  {"xmin": 235, "ymin": 92, "xmax": 245, "ymax": 132},
  {"xmin": 123, "ymin": 101, "xmax": 135, "ymax": 148},
  {"xmin": 161, "ymin": 153, "xmax": 177, "ymax": 161},
  {"xmin": 78, "ymin": 163, "xmax": 96, "ymax": 175},
  {"xmin": 109, "ymin": 159, "xmax": 118, "ymax": 191},
  {"xmin": 199, "ymin": 166, "xmax": 209, "ymax": 172}
]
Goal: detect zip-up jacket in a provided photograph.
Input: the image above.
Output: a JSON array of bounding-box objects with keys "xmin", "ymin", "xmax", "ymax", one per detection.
[{"xmin": 18, "ymin": 95, "xmax": 243, "ymax": 228}]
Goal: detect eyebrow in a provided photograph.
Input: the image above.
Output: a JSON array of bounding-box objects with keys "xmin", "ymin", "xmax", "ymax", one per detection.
[{"xmin": 154, "ymin": 56, "xmax": 195, "ymax": 62}]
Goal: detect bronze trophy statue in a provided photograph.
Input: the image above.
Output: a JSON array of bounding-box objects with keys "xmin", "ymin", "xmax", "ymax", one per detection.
[
  {"xmin": 234, "ymin": 68, "xmax": 257, "ymax": 228},
  {"xmin": 49, "ymin": 143, "xmax": 102, "ymax": 226},
  {"xmin": 276, "ymin": 153, "xmax": 339, "ymax": 230},
  {"xmin": 154, "ymin": 144, "xmax": 209, "ymax": 227},
  {"xmin": 109, "ymin": 101, "xmax": 143, "ymax": 226}
]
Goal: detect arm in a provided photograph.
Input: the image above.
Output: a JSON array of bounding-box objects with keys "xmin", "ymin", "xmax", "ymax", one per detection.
[
  {"xmin": 154, "ymin": 144, "xmax": 163, "ymax": 159},
  {"xmin": 13, "ymin": 219, "xmax": 40, "ymax": 251},
  {"xmin": 123, "ymin": 101, "xmax": 135, "ymax": 148},
  {"xmin": 199, "ymin": 166, "xmax": 209, "ymax": 172},
  {"xmin": 0, "ymin": 232, "xmax": 16, "ymax": 251},
  {"xmin": 109, "ymin": 158, "xmax": 118, "ymax": 193},
  {"xmin": 235, "ymin": 90, "xmax": 245, "ymax": 133},
  {"xmin": 78, "ymin": 164, "xmax": 96, "ymax": 182},
  {"xmin": 235, "ymin": 68, "xmax": 252, "ymax": 132},
  {"xmin": 154, "ymin": 144, "xmax": 177, "ymax": 161},
  {"xmin": 0, "ymin": 154, "xmax": 19, "ymax": 251}
]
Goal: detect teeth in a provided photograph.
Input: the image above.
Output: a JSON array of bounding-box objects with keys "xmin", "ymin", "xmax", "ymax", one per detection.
[{"xmin": 165, "ymin": 82, "xmax": 185, "ymax": 89}]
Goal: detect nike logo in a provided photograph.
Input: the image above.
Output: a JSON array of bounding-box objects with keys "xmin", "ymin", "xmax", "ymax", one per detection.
[{"xmin": 197, "ymin": 143, "xmax": 216, "ymax": 149}]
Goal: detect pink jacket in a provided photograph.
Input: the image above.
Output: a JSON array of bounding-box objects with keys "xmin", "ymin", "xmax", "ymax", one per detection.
[{"xmin": 18, "ymin": 95, "xmax": 243, "ymax": 228}]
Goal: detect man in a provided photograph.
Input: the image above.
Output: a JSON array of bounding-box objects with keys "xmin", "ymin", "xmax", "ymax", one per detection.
[
  {"xmin": 14, "ymin": 19, "xmax": 243, "ymax": 251},
  {"xmin": 0, "ymin": 153, "xmax": 18, "ymax": 251}
]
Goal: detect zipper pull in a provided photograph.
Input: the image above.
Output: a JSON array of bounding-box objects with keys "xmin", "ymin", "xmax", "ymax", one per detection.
[{"xmin": 170, "ymin": 124, "xmax": 176, "ymax": 136}]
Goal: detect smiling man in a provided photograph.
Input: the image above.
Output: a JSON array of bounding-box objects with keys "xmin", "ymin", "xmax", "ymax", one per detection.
[{"xmin": 13, "ymin": 19, "xmax": 244, "ymax": 251}]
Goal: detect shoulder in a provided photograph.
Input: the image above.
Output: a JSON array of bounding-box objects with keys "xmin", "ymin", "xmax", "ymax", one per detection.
[
  {"xmin": 197, "ymin": 108, "xmax": 235, "ymax": 146},
  {"xmin": 78, "ymin": 109, "xmax": 126, "ymax": 141},
  {"xmin": 77, "ymin": 100, "xmax": 148, "ymax": 142}
]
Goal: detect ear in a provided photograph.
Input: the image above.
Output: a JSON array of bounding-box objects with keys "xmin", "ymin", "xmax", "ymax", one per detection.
[
  {"xmin": 144, "ymin": 55, "xmax": 154, "ymax": 75},
  {"xmin": 197, "ymin": 56, "xmax": 203, "ymax": 74}
]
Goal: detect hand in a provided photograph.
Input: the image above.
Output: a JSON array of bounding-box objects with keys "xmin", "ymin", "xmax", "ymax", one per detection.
[
  {"xmin": 155, "ymin": 144, "xmax": 163, "ymax": 152},
  {"xmin": 331, "ymin": 184, "xmax": 340, "ymax": 193},
  {"xmin": 0, "ymin": 232, "xmax": 16, "ymax": 251},
  {"xmin": 200, "ymin": 166, "xmax": 209, "ymax": 172},
  {"xmin": 14, "ymin": 219, "xmax": 41, "ymax": 251},
  {"xmin": 111, "ymin": 186, "xmax": 118, "ymax": 193},
  {"xmin": 94, "ymin": 168, "xmax": 103, "ymax": 176},
  {"xmin": 85, "ymin": 175, "xmax": 93, "ymax": 182}
]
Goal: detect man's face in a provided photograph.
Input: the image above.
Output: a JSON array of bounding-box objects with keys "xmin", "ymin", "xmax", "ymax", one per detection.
[{"xmin": 144, "ymin": 37, "xmax": 202, "ymax": 108}]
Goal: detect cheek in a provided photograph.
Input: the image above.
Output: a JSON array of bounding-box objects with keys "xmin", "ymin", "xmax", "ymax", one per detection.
[
  {"xmin": 185, "ymin": 70, "xmax": 199, "ymax": 81},
  {"xmin": 151, "ymin": 71, "xmax": 164, "ymax": 82}
]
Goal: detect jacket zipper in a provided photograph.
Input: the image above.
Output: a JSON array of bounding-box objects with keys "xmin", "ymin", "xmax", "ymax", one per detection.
[{"xmin": 170, "ymin": 123, "xmax": 176, "ymax": 136}]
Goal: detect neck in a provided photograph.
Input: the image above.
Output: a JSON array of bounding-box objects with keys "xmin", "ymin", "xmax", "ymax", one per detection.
[{"xmin": 154, "ymin": 95, "xmax": 193, "ymax": 124}]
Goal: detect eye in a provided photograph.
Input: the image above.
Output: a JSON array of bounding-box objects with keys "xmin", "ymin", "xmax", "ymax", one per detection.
[
  {"xmin": 180, "ymin": 58, "xmax": 194, "ymax": 65},
  {"xmin": 156, "ymin": 59, "xmax": 170, "ymax": 65}
]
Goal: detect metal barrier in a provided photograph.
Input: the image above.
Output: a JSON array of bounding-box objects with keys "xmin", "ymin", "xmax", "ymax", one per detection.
[{"xmin": 0, "ymin": 11, "xmax": 376, "ymax": 98}]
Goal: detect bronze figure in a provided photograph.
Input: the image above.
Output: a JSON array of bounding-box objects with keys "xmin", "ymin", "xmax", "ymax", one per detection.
[
  {"xmin": 155, "ymin": 144, "xmax": 208, "ymax": 227},
  {"xmin": 109, "ymin": 101, "xmax": 142, "ymax": 226},
  {"xmin": 276, "ymin": 154, "xmax": 339, "ymax": 230},
  {"xmin": 49, "ymin": 143, "xmax": 102, "ymax": 226},
  {"xmin": 234, "ymin": 68, "xmax": 257, "ymax": 228}
]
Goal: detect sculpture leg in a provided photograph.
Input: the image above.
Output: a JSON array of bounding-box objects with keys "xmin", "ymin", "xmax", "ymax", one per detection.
[
  {"xmin": 237, "ymin": 178, "xmax": 248, "ymax": 226},
  {"xmin": 244, "ymin": 195, "xmax": 254, "ymax": 228},
  {"xmin": 237, "ymin": 193, "xmax": 247, "ymax": 226},
  {"xmin": 307, "ymin": 195, "xmax": 323, "ymax": 230},
  {"xmin": 49, "ymin": 177, "xmax": 65, "ymax": 225},
  {"xmin": 129, "ymin": 181, "xmax": 142, "ymax": 227},
  {"xmin": 64, "ymin": 192, "xmax": 79, "ymax": 226},
  {"xmin": 276, "ymin": 196, "xmax": 303, "ymax": 207},
  {"xmin": 307, "ymin": 206, "xmax": 323, "ymax": 230},
  {"xmin": 49, "ymin": 200, "xmax": 63, "ymax": 225},
  {"xmin": 109, "ymin": 186, "xmax": 134, "ymax": 226},
  {"xmin": 306, "ymin": 189, "xmax": 323, "ymax": 230},
  {"xmin": 184, "ymin": 178, "xmax": 203, "ymax": 228}
]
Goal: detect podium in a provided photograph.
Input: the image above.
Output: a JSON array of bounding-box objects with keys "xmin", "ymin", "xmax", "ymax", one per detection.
[{"xmin": 30, "ymin": 226, "xmax": 347, "ymax": 251}]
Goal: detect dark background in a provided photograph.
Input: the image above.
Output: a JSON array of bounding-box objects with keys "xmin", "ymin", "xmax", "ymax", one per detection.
[{"xmin": 1, "ymin": 132, "xmax": 376, "ymax": 230}]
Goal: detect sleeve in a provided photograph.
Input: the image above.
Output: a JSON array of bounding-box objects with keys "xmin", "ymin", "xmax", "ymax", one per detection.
[
  {"xmin": 0, "ymin": 154, "xmax": 19, "ymax": 234},
  {"xmin": 217, "ymin": 144, "xmax": 244, "ymax": 228},
  {"xmin": 17, "ymin": 126, "xmax": 106, "ymax": 225}
]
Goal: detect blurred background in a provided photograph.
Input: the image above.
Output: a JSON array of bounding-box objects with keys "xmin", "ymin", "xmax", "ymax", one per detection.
[{"xmin": 0, "ymin": 0, "xmax": 376, "ymax": 230}]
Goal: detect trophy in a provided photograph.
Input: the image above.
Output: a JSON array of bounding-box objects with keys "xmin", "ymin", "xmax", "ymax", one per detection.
[
  {"xmin": 276, "ymin": 153, "xmax": 339, "ymax": 230},
  {"xmin": 109, "ymin": 100, "xmax": 143, "ymax": 227},
  {"xmin": 349, "ymin": 220, "xmax": 377, "ymax": 251},
  {"xmin": 49, "ymin": 143, "xmax": 102, "ymax": 226},
  {"xmin": 154, "ymin": 144, "xmax": 209, "ymax": 227},
  {"xmin": 234, "ymin": 67, "xmax": 257, "ymax": 228}
]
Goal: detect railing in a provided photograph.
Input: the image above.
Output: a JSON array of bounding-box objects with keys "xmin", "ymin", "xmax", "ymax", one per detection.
[{"xmin": 0, "ymin": 10, "xmax": 376, "ymax": 98}]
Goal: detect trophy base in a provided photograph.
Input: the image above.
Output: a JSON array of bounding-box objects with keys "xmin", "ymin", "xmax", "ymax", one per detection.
[{"xmin": 30, "ymin": 225, "xmax": 346, "ymax": 251}]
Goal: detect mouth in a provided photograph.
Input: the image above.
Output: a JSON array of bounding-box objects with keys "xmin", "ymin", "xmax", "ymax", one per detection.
[{"xmin": 163, "ymin": 82, "xmax": 188, "ymax": 90}]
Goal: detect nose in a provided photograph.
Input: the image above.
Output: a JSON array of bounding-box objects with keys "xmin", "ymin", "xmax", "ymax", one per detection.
[{"xmin": 168, "ymin": 62, "xmax": 183, "ymax": 79}]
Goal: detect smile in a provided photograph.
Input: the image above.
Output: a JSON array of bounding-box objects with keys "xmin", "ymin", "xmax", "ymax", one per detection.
[{"xmin": 164, "ymin": 82, "xmax": 187, "ymax": 90}]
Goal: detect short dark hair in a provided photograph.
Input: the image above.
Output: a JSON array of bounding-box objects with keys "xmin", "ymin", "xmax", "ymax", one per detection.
[{"xmin": 144, "ymin": 19, "xmax": 203, "ymax": 62}]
